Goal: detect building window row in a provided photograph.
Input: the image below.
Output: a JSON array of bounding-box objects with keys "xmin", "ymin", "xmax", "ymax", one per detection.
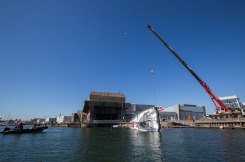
[{"xmin": 221, "ymin": 99, "xmax": 238, "ymax": 104}]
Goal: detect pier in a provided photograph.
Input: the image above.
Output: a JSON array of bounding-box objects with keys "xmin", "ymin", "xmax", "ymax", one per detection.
[
  {"xmin": 195, "ymin": 117, "xmax": 245, "ymax": 128},
  {"xmin": 160, "ymin": 118, "xmax": 245, "ymax": 129}
]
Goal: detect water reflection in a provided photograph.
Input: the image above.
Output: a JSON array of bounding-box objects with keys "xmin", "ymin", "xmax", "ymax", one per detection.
[
  {"xmin": 1, "ymin": 126, "xmax": 245, "ymax": 162},
  {"xmin": 74, "ymin": 127, "xmax": 163, "ymax": 161},
  {"xmin": 129, "ymin": 130, "xmax": 162, "ymax": 161}
]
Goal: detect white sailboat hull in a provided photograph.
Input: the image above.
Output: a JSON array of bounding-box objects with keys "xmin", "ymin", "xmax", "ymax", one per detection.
[{"xmin": 130, "ymin": 107, "xmax": 161, "ymax": 132}]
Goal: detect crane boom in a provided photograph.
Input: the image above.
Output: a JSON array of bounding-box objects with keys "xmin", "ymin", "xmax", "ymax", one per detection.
[{"xmin": 146, "ymin": 25, "xmax": 232, "ymax": 114}]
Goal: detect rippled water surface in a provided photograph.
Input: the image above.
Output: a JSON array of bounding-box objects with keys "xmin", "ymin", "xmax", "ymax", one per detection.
[{"xmin": 0, "ymin": 126, "xmax": 244, "ymax": 162}]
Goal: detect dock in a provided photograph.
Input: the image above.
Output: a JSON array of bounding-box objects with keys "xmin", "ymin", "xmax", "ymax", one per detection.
[
  {"xmin": 195, "ymin": 118, "xmax": 245, "ymax": 128},
  {"xmin": 161, "ymin": 118, "xmax": 245, "ymax": 130}
]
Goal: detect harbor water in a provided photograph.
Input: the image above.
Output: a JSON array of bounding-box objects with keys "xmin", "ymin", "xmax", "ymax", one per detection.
[{"xmin": 0, "ymin": 126, "xmax": 245, "ymax": 162}]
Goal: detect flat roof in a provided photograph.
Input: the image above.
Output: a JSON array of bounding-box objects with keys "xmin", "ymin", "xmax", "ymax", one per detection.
[
  {"xmin": 219, "ymin": 95, "xmax": 239, "ymax": 100},
  {"xmin": 90, "ymin": 91, "xmax": 125, "ymax": 98}
]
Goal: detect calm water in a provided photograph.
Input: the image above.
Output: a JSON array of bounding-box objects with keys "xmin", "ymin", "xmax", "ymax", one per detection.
[{"xmin": 0, "ymin": 126, "xmax": 245, "ymax": 162}]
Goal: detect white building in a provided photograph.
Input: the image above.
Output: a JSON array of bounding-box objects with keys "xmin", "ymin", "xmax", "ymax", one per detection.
[
  {"xmin": 219, "ymin": 95, "xmax": 245, "ymax": 115},
  {"xmin": 45, "ymin": 117, "xmax": 56, "ymax": 124},
  {"xmin": 56, "ymin": 116, "xmax": 71, "ymax": 124},
  {"xmin": 242, "ymin": 102, "xmax": 245, "ymax": 107},
  {"xmin": 37, "ymin": 118, "xmax": 45, "ymax": 124}
]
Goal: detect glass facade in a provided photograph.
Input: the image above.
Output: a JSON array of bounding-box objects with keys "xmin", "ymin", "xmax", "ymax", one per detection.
[{"xmin": 220, "ymin": 98, "xmax": 240, "ymax": 108}]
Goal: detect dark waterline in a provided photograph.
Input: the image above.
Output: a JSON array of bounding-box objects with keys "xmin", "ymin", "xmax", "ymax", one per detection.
[{"xmin": 0, "ymin": 126, "xmax": 244, "ymax": 162}]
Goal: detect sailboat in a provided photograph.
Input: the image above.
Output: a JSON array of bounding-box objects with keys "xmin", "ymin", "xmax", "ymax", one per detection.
[{"xmin": 130, "ymin": 107, "xmax": 161, "ymax": 132}]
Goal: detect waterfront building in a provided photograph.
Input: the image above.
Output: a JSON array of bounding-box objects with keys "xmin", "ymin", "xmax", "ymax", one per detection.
[
  {"xmin": 242, "ymin": 102, "xmax": 245, "ymax": 108},
  {"xmin": 31, "ymin": 118, "xmax": 38, "ymax": 123},
  {"xmin": 31, "ymin": 118, "xmax": 45, "ymax": 124},
  {"xmin": 71, "ymin": 113, "xmax": 79, "ymax": 123},
  {"xmin": 71, "ymin": 111, "xmax": 87, "ymax": 124},
  {"xmin": 37, "ymin": 118, "xmax": 45, "ymax": 124},
  {"xmin": 159, "ymin": 104, "xmax": 206, "ymax": 121},
  {"xmin": 82, "ymin": 91, "xmax": 207, "ymax": 126},
  {"xmin": 45, "ymin": 117, "xmax": 56, "ymax": 124},
  {"xmin": 82, "ymin": 91, "xmax": 156, "ymax": 126},
  {"xmin": 56, "ymin": 116, "xmax": 72, "ymax": 124},
  {"xmin": 219, "ymin": 95, "xmax": 245, "ymax": 115},
  {"xmin": 83, "ymin": 91, "xmax": 127, "ymax": 126}
]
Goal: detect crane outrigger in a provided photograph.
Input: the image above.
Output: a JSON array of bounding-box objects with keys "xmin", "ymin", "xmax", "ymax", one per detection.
[{"xmin": 146, "ymin": 25, "xmax": 232, "ymax": 115}]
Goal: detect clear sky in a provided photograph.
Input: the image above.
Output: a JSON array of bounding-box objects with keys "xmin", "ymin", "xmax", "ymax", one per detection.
[{"xmin": 1, "ymin": 0, "xmax": 245, "ymax": 120}]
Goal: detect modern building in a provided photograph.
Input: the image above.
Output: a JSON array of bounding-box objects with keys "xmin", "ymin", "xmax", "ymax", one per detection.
[
  {"xmin": 31, "ymin": 118, "xmax": 45, "ymax": 124},
  {"xmin": 242, "ymin": 102, "xmax": 245, "ymax": 108},
  {"xmin": 83, "ymin": 91, "xmax": 126, "ymax": 126},
  {"xmin": 219, "ymin": 95, "xmax": 245, "ymax": 115},
  {"xmin": 82, "ymin": 91, "xmax": 207, "ymax": 126},
  {"xmin": 159, "ymin": 104, "xmax": 206, "ymax": 121},
  {"xmin": 45, "ymin": 117, "xmax": 56, "ymax": 124},
  {"xmin": 56, "ymin": 116, "xmax": 72, "ymax": 124}
]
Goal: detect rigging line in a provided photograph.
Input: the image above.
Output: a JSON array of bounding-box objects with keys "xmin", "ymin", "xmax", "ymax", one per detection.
[
  {"xmin": 148, "ymin": 54, "xmax": 157, "ymax": 107},
  {"xmin": 147, "ymin": 36, "xmax": 158, "ymax": 107},
  {"xmin": 151, "ymin": 69, "xmax": 157, "ymax": 106}
]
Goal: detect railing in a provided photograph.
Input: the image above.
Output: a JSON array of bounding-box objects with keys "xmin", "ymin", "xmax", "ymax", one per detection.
[
  {"xmin": 196, "ymin": 117, "xmax": 245, "ymax": 123},
  {"xmin": 91, "ymin": 120, "xmax": 121, "ymax": 124}
]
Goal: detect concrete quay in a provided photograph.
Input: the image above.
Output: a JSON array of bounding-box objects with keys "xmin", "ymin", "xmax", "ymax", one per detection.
[
  {"xmin": 160, "ymin": 118, "xmax": 245, "ymax": 130},
  {"xmin": 47, "ymin": 123, "xmax": 87, "ymax": 128},
  {"xmin": 47, "ymin": 118, "xmax": 245, "ymax": 130},
  {"xmin": 195, "ymin": 118, "xmax": 245, "ymax": 129}
]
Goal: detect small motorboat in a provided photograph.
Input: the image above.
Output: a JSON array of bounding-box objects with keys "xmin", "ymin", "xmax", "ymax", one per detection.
[{"xmin": 1, "ymin": 126, "xmax": 48, "ymax": 134}]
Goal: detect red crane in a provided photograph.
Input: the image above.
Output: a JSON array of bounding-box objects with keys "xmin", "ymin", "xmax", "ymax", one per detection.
[{"xmin": 146, "ymin": 25, "xmax": 232, "ymax": 114}]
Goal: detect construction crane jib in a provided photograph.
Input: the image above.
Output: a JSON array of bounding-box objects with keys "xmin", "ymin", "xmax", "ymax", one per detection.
[{"xmin": 146, "ymin": 25, "xmax": 232, "ymax": 114}]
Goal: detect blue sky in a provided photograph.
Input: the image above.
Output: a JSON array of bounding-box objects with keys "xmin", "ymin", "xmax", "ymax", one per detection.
[{"xmin": 0, "ymin": 0, "xmax": 245, "ymax": 120}]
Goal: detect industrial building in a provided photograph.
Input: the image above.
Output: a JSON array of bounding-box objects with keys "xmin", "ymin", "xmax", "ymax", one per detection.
[
  {"xmin": 71, "ymin": 111, "xmax": 87, "ymax": 124},
  {"xmin": 82, "ymin": 91, "xmax": 207, "ymax": 126},
  {"xmin": 159, "ymin": 104, "xmax": 206, "ymax": 121},
  {"xmin": 83, "ymin": 91, "xmax": 127, "ymax": 126},
  {"xmin": 82, "ymin": 91, "xmax": 154, "ymax": 126}
]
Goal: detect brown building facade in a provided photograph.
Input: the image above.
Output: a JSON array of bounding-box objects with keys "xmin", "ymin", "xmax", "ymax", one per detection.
[{"xmin": 83, "ymin": 91, "xmax": 128, "ymax": 126}]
